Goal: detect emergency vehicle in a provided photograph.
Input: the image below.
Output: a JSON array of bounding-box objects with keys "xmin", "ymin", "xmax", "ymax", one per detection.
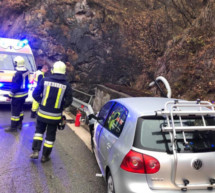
[{"xmin": 0, "ymin": 37, "xmax": 36, "ymax": 103}]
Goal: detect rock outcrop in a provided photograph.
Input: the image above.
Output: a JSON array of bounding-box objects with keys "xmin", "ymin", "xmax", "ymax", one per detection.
[{"xmin": 0, "ymin": 0, "xmax": 214, "ymax": 100}]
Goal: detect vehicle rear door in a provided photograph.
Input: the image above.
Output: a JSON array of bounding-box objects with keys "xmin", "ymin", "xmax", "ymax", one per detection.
[
  {"xmin": 173, "ymin": 118, "xmax": 215, "ymax": 189},
  {"xmin": 135, "ymin": 117, "xmax": 215, "ymax": 191}
]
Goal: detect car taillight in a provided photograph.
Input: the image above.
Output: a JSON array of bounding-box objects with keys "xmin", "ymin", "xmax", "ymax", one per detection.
[
  {"xmin": 143, "ymin": 154, "xmax": 160, "ymax": 174},
  {"xmin": 120, "ymin": 150, "xmax": 160, "ymax": 174}
]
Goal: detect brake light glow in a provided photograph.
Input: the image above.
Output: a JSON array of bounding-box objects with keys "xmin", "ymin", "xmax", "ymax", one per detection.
[{"xmin": 120, "ymin": 150, "xmax": 160, "ymax": 174}]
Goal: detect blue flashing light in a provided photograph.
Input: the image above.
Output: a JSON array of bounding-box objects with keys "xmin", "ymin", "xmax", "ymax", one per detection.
[
  {"xmin": 0, "ymin": 83, "xmax": 4, "ymax": 88},
  {"xmin": 27, "ymin": 84, "xmax": 32, "ymax": 89},
  {"xmin": 211, "ymin": 144, "xmax": 215, "ymax": 148},
  {"xmin": 17, "ymin": 39, "xmax": 29, "ymax": 48},
  {"xmin": 28, "ymin": 83, "xmax": 36, "ymax": 89}
]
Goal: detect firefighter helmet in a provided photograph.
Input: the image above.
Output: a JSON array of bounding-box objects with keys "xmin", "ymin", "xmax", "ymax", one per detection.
[
  {"xmin": 14, "ymin": 56, "xmax": 25, "ymax": 67},
  {"xmin": 14, "ymin": 56, "xmax": 27, "ymax": 71},
  {"xmin": 52, "ymin": 61, "xmax": 66, "ymax": 74}
]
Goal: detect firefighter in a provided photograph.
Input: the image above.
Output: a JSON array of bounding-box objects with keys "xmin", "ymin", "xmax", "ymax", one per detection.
[
  {"xmin": 5, "ymin": 56, "xmax": 30, "ymax": 132},
  {"xmin": 30, "ymin": 61, "xmax": 73, "ymax": 163},
  {"xmin": 31, "ymin": 64, "xmax": 49, "ymax": 118}
]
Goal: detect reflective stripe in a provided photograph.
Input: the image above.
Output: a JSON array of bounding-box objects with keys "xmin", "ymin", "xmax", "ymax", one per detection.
[
  {"xmin": 44, "ymin": 143, "xmax": 53, "ymax": 148},
  {"xmin": 34, "ymin": 133, "xmax": 43, "ymax": 137},
  {"xmin": 32, "ymin": 99, "xmax": 39, "ymax": 111},
  {"xmin": 41, "ymin": 85, "xmax": 48, "ymax": 104},
  {"xmin": 9, "ymin": 92, "xmax": 28, "ymax": 98},
  {"xmin": 11, "ymin": 116, "xmax": 20, "ymax": 121},
  {"xmin": 55, "ymin": 88, "xmax": 62, "ymax": 108},
  {"xmin": 33, "ymin": 136, "xmax": 43, "ymax": 141},
  {"xmin": 42, "ymin": 85, "xmax": 50, "ymax": 106},
  {"xmin": 13, "ymin": 93, "xmax": 28, "ymax": 98},
  {"xmin": 38, "ymin": 109, "xmax": 61, "ymax": 117},
  {"xmin": 44, "ymin": 140, "xmax": 54, "ymax": 148},
  {"xmin": 38, "ymin": 111, "xmax": 61, "ymax": 120},
  {"xmin": 56, "ymin": 87, "xmax": 66, "ymax": 109},
  {"xmin": 22, "ymin": 74, "xmax": 26, "ymax": 89},
  {"xmin": 44, "ymin": 140, "xmax": 54, "ymax": 145},
  {"xmin": 21, "ymin": 71, "xmax": 30, "ymax": 89},
  {"xmin": 9, "ymin": 92, "xmax": 14, "ymax": 97},
  {"xmin": 20, "ymin": 112, "xmax": 24, "ymax": 117}
]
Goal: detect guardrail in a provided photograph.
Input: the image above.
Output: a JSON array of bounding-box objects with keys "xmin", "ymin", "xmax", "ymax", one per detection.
[{"xmin": 71, "ymin": 88, "xmax": 95, "ymax": 116}]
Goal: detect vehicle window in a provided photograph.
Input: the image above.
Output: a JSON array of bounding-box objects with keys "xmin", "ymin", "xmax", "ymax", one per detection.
[
  {"xmin": 104, "ymin": 103, "xmax": 128, "ymax": 137},
  {"xmin": 134, "ymin": 116, "xmax": 215, "ymax": 153},
  {"xmin": 0, "ymin": 53, "xmax": 36, "ymax": 72},
  {"xmin": 98, "ymin": 102, "xmax": 115, "ymax": 126},
  {"xmin": 0, "ymin": 54, "xmax": 14, "ymax": 70}
]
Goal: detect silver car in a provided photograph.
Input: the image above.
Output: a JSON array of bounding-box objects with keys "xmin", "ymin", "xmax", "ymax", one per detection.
[{"xmin": 92, "ymin": 97, "xmax": 215, "ymax": 193}]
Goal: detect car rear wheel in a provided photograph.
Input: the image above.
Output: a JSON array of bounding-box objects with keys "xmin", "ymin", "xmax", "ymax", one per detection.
[{"xmin": 107, "ymin": 171, "xmax": 115, "ymax": 193}]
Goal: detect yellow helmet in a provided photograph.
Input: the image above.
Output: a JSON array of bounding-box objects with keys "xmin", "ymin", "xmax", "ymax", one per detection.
[
  {"xmin": 53, "ymin": 61, "xmax": 66, "ymax": 74},
  {"xmin": 14, "ymin": 56, "xmax": 25, "ymax": 67}
]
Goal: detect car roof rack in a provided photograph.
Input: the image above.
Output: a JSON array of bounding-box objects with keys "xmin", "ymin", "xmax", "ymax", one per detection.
[{"xmin": 155, "ymin": 99, "xmax": 215, "ymax": 189}]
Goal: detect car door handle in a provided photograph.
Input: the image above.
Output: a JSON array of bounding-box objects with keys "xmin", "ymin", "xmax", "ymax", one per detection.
[{"xmin": 106, "ymin": 143, "xmax": 111, "ymax": 149}]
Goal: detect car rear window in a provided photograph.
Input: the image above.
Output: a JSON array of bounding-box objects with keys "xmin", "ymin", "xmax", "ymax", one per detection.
[{"xmin": 134, "ymin": 116, "xmax": 215, "ymax": 153}]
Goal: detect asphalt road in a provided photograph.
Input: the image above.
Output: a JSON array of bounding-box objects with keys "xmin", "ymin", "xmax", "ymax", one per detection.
[{"xmin": 0, "ymin": 104, "xmax": 106, "ymax": 193}]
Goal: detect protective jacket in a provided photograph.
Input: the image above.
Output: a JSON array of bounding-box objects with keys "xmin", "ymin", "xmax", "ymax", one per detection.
[
  {"xmin": 33, "ymin": 73, "xmax": 73, "ymax": 124},
  {"xmin": 33, "ymin": 70, "xmax": 44, "ymax": 84},
  {"xmin": 31, "ymin": 70, "xmax": 45, "ymax": 113},
  {"xmin": 9, "ymin": 70, "xmax": 30, "ymax": 98},
  {"xmin": 8, "ymin": 69, "xmax": 30, "ymax": 129}
]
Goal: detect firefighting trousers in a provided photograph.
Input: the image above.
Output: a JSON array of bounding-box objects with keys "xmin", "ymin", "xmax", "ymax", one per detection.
[
  {"xmin": 32, "ymin": 120, "xmax": 58, "ymax": 157},
  {"xmin": 31, "ymin": 99, "xmax": 39, "ymax": 112},
  {"xmin": 11, "ymin": 97, "xmax": 26, "ymax": 128}
]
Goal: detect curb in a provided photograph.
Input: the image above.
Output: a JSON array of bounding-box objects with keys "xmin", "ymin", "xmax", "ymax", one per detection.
[{"xmin": 63, "ymin": 112, "xmax": 92, "ymax": 152}]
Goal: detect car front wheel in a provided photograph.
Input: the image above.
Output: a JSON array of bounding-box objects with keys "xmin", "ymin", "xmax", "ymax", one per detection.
[{"xmin": 107, "ymin": 171, "xmax": 115, "ymax": 193}]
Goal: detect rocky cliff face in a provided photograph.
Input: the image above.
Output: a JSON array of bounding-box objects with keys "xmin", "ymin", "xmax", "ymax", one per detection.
[{"xmin": 0, "ymin": 0, "xmax": 214, "ymax": 100}]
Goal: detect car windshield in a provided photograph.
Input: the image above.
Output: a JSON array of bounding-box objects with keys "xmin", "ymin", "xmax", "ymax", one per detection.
[
  {"xmin": 134, "ymin": 116, "xmax": 215, "ymax": 153},
  {"xmin": 0, "ymin": 53, "xmax": 36, "ymax": 72}
]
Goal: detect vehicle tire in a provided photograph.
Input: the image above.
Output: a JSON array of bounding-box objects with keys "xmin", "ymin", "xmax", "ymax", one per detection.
[
  {"xmin": 89, "ymin": 124, "xmax": 95, "ymax": 153},
  {"xmin": 107, "ymin": 171, "xmax": 115, "ymax": 193}
]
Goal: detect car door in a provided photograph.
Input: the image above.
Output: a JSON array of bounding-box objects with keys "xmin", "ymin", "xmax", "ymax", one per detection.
[
  {"xmin": 93, "ymin": 101, "xmax": 115, "ymax": 174},
  {"xmin": 98, "ymin": 103, "xmax": 128, "ymax": 172}
]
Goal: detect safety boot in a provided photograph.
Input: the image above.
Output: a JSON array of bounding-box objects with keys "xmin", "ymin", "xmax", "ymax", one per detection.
[
  {"xmin": 41, "ymin": 155, "xmax": 50, "ymax": 163},
  {"xmin": 30, "ymin": 150, "xmax": 39, "ymax": 159},
  {"xmin": 4, "ymin": 127, "xmax": 17, "ymax": 132},
  {"xmin": 31, "ymin": 111, "xmax": 37, "ymax": 118}
]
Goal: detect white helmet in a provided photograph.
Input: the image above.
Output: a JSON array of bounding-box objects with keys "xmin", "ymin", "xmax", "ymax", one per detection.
[
  {"xmin": 14, "ymin": 56, "xmax": 27, "ymax": 71},
  {"xmin": 52, "ymin": 61, "xmax": 66, "ymax": 74},
  {"xmin": 14, "ymin": 56, "xmax": 25, "ymax": 67}
]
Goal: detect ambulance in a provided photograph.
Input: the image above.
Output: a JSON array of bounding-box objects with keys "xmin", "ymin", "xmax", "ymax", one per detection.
[{"xmin": 0, "ymin": 38, "xmax": 37, "ymax": 103}]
